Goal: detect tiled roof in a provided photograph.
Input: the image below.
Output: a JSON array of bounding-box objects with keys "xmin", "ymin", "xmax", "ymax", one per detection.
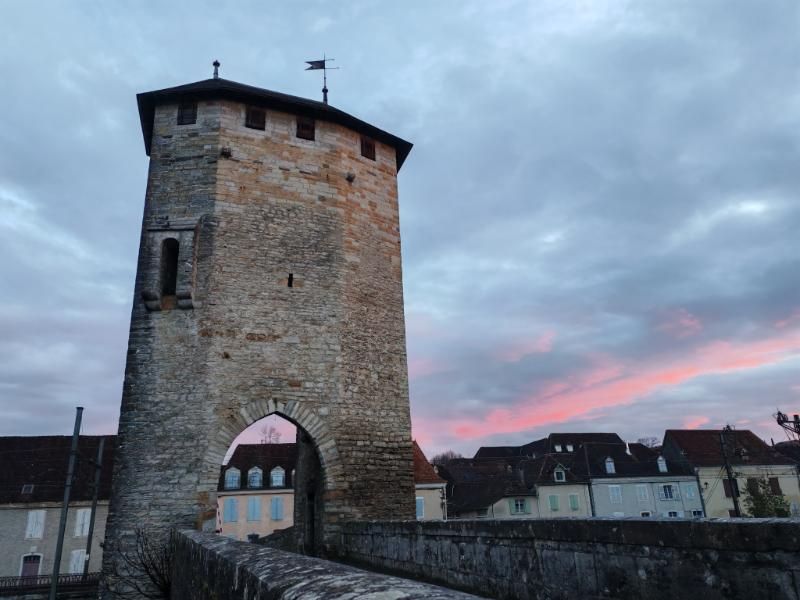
[
  {"xmin": 664, "ymin": 429, "xmax": 796, "ymax": 467},
  {"xmin": 218, "ymin": 443, "xmax": 297, "ymax": 491},
  {"xmin": 137, "ymin": 78, "xmax": 413, "ymax": 169},
  {"xmin": 412, "ymin": 441, "xmax": 445, "ymax": 484},
  {"xmin": 0, "ymin": 435, "xmax": 115, "ymax": 504}
]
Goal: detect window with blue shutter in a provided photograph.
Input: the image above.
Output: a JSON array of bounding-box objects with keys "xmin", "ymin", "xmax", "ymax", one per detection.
[
  {"xmin": 416, "ymin": 497, "xmax": 425, "ymax": 519},
  {"xmin": 247, "ymin": 497, "xmax": 261, "ymax": 521},
  {"xmin": 271, "ymin": 496, "xmax": 284, "ymax": 521},
  {"xmin": 223, "ymin": 498, "xmax": 238, "ymax": 522}
]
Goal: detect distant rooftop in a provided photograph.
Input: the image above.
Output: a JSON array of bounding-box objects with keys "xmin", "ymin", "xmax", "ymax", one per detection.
[{"xmin": 137, "ymin": 77, "xmax": 413, "ymax": 170}]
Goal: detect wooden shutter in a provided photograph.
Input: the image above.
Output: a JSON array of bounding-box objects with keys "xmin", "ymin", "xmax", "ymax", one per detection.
[{"xmin": 769, "ymin": 477, "xmax": 782, "ymax": 495}]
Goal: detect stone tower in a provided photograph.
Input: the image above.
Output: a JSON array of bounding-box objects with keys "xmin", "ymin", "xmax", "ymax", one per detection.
[{"xmin": 103, "ymin": 72, "xmax": 414, "ymax": 578}]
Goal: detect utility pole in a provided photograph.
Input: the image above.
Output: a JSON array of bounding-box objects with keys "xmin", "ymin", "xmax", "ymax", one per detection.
[
  {"xmin": 83, "ymin": 436, "xmax": 105, "ymax": 577},
  {"xmin": 50, "ymin": 407, "xmax": 83, "ymax": 600},
  {"xmin": 719, "ymin": 427, "xmax": 741, "ymax": 517}
]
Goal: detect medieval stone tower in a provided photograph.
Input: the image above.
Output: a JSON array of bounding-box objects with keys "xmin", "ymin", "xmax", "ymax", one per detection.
[{"xmin": 103, "ymin": 70, "xmax": 415, "ymax": 576}]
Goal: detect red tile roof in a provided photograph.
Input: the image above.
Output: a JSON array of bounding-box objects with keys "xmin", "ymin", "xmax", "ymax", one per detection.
[
  {"xmin": 664, "ymin": 429, "xmax": 796, "ymax": 467},
  {"xmin": 413, "ymin": 441, "xmax": 445, "ymax": 484}
]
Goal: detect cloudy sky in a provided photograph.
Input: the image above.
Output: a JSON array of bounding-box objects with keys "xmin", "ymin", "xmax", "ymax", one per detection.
[{"xmin": 1, "ymin": 1, "xmax": 798, "ymax": 458}]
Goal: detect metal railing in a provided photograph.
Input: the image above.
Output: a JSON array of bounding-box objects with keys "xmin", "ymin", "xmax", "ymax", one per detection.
[{"xmin": 0, "ymin": 572, "xmax": 100, "ymax": 593}]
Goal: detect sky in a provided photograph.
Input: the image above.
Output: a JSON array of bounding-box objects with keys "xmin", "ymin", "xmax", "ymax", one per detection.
[{"xmin": 1, "ymin": 1, "xmax": 799, "ymax": 459}]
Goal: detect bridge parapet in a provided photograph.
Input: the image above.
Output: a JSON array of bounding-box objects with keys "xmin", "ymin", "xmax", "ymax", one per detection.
[
  {"xmin": 337, "ymin": 518, "xmax": 800, "ymax": 600},
  {"xmin": 172, "ymin": 530, "xmax": 480, "ymax": 599}
]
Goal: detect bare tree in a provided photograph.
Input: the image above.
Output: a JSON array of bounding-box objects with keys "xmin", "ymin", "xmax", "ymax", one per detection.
[
  {"xmin": 261, "ymin": 424, "xmax": 282, "ymax": 444},
  {"xmin": 636, "ymin": 437, "xmax": 660, "ymax": 448},
  {"xmin": 430, "ymin": 450, "xmax": 463, "ymax": 466},
  {"xmin": 104, "ymin": 528, "xmax": 173, "ymax": 599}
]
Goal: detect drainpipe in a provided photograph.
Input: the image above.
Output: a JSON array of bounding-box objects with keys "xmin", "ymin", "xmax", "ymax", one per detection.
[
  {"xmin": 694, "ymin": 468, "xmax": 707, "ymax": 517},
  {"xmin": 583, "ymin": 447, "xmax": 596, "ymax": 516}
]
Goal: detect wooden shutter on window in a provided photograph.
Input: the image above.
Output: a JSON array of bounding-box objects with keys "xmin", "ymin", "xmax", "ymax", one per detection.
[{"xmin": 769, "ymin": 477, "xmax": 782, "ymax": 495}]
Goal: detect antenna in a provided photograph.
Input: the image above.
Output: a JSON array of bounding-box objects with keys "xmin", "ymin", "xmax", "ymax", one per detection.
[
  {"xmin": 305, "ymin": 55, "xmax": 339, "ymax": 104},
  {"xmin": 213, "ymin": 60, "xmax": 220, "ymax": 79}
]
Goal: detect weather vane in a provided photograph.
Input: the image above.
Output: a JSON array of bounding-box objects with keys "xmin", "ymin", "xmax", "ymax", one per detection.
[{"xmin": 305, "ymin": 55, "xmax": 339, "ymax": 104}]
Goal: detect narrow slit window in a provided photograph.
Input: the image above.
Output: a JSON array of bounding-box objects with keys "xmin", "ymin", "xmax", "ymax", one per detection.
[
  {"xmin": 160, "ymin": 238, "xmax": 179, "ymax": 299},
  {"xmin": 177, "ymin": 102, "xmax": 197, "ymax": 125},
  {"xmin": 246, "ymin": 106, "xmax": 266, "ymax": 130},
  {"xmin": 360, "ymin": 136, "xmax": 375, "ymax": 160},
  {"xmin": 296, "ymin": 117, "xmax": 315, "ymax": 140},
  {"xmin": 287, "ymin": 274, "xmax": 293, "ymax": 288}
]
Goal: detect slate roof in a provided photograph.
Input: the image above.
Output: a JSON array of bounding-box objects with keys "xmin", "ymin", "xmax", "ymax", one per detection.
[
  {"xmin": 474, "ymin": 433, "xmax": 624, "ymax": 460},
  {"xmin": 218, "ymin": 443, "xmax": 297, "ymax": 490},
  {"xmin": 581, "ymin": 442, "xmax": 693, "ymax": 478},
  {"xmin": 137, "ymin": 78, "xmax": 413, "ymax": 169},
  {"xmin": 439, "ymin": 458, "xmax": 533, "ymax": 513},
  {"xmin": 775, "ymin": 441, "xmax": 800, "ymax": 463},
  {"xmin": 412, "ymin": 441, "xmax": 445, "ymax": 485},
  {"xmin": 663, "ymin": 429, "xmax": 797, "ymax": 467},
  {"xmin": 0, "ymin": 435, "xmax": 115, "ymax": 504}
]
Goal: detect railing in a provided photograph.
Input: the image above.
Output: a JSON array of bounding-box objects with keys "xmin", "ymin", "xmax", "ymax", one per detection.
[{"xmin": 0, "ymin": 572, "xmax": 100, "ymax": 593}]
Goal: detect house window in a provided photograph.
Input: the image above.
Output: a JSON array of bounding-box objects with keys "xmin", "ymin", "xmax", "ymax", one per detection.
[
  {"xmin": 723, "ymin": 478, "xmax": 740, "ymax": 498},
  {"xmin": 657, "ymin": 456, "xmax": 668, "ymax": 473},
  {"xmin": 160, "ymin": 238, "xmax": 179, "ymax": 301},
  {"xmin": 224, "ymin": 468, "xmax": 240, "ymax": 490},
  {"xmin": 683, "ymin": 484, "xmax": 697, "ymax": 499},
  {"xmin": 667, "ymin": 511, "xmax": 679, "ymax": 517},
  {"xmin": 566, "ymin": 444, "xmax": 574, "ymax": 452},
  {"xmin": 20, "ymin": 554, "xmax": 41, "ymax": 577},
  {"xmin": 223, "ymin": 498, "xmax": 238, "ymax": 522},
  {"xmin": 569, "ymin": 494, "xmax": 580, "ymax": 511},
  {"xmin": 554, "ymin": 444, "xmax": 562, "ymax": 452},
  {"xmin": 296, "ymin": 116, "xmax": 315, "ymax": 140},
  {"xmin": 640, "ymin": 511, "xmax": 652, "ymax": 517},
  {"xmin": 609, "ymin": 485, "xmax": 622, "ymax": 504},
  {"xmin": 245, "ymin": 106, "xmax": 266, "ymax": 130},
  {"xmin": 25, "ymin": 510, "xmax": 45, "ymax": 539},
  {"xmin": 247, "ymin": 497, "xmax": 261, "ymax": 522},
  {"xmin": 69, "ymin": 549, "xmax": 85, "ymax": 574},
  {"xmin": 247, "ymin": 467, "xmax": 263, "ymax": 488},
  {"xmin": 21, "ymin": 484, "xmax": 34, "ymax": 495},
  {"xmin": 360, "ymin": 136, "xmax": 375, "ymax": 160},
  {"xmin": 769, "ymin": 477, "xmax": 783, "ymax": 495},
  {"xmin": 636, "ymin": 484, "xmax": 648, "ymax": 502},
  {"xmin": 548, "ymin": 495, "xmax": 559, "ymax": 511},
  {"xmin": 554, "ymin": 468, "xmax": 566, "ymax": 482},
  {"xmin": 513, "ymin": 498, "xmax": 527, "ymax": 514},
  {"xmin": 270, "ymin": 467, "xmax": 285, "ymax": 487},
  {"xmin": 660, "ymin": 484, "xmax": 676, "ymax": 500},
  {"xmin": 74, "ymin": 508, "xmax": 91, "ymax": 537},
  {"xmin": 270, "ymin": 496, "xmax": 284, "ymax": 521},
  {"xmin": 177, "ymin": 102, "xmax": 197, "ymax": 125},
  {"xmin": 692, "ymin": 510, "xmax": 704, "ymax": 517},
  {"xmin": 605, "ymin": 457, "xmax": 616, "ymax": 474},
  {"xmin": 416, "ymin": 497, "xmax": 425, "ymax": 519}
]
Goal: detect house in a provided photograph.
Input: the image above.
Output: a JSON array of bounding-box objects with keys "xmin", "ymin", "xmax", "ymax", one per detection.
[
  {"xmin": 412, "ymin": 441, "xmax": 447, "ymax": 520},
  {"xmin": 455, "ymin": 432, "xmax": 702, "ymax": 519},
  {"xmin": 217, "ymin": 440, "xmax": 448, "ymax": 540},
  {"xmin": 0, "ymin": 435, "xmax": 114, "ymax": 579},
  {"xmin": 662, "ymin": 429, "xmax": 800, "ymax": 517}
]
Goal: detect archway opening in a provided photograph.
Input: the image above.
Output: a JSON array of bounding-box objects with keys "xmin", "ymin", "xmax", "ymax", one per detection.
[{"xmin": 216, "ymin": 412, "xmax": 324, "ymax": 555}]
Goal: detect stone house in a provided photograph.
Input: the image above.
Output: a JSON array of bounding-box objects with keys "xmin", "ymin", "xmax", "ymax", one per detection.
[
  {"xmin": 217, "ymin": 440, "xmax": 446, "ymax": 540},
  {"xmin": 663, "ymin": 429, "xmax": 800, "ymax": 517},
  {"xmin": 0, "ymin": 435, "xmax": 114, "ymax": 578}
]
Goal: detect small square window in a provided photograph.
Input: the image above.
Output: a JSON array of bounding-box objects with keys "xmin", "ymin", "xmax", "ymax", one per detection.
[
  {"xmin": 296, "ymin": 116, "xmax": 315, "ymax": 140},
  {"xmin": 554, "ymin": 469, "xmax": 566, "ymax": 482},
  {"xmin": 360, "ymin": 136, "xmax": 375, "ymax": 160},
  {"xmin": 692, "ymin": 510, "xmax": 704, "ymax": 517},
  {"xmin": 640, "ymin": 511, "xmax": 652, "ymax": 517},
  {"xmin": 177, "ymin": 102, "xmax": 197, "ymax": 125},
  {"xmin": 554, "ymin": 444, "xmax": 562, "ymax": 452},
  {"xmin": 21, "ymin": 484, "xmax": 34, "ymax": 495},
  {"xmin": 246, "ymin": 106, "xmax": 266, "ymax": 130},
  {"xmin": 668, "ymin": 511, "xmax": 679, "ymax": 518},
  {"xmin": 513, "ymin": 498, "xmax": 526, "ymax": 513}
]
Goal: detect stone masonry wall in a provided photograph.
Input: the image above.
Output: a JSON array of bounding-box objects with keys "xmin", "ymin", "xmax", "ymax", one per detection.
[
  {"xmin": 337, "ymin": 518, "xmax": 800, "ymax": 600},
  {"xmin": 104, "ymin": 95, "xmax": 415, "ymax": 588},
  {"xmin": 171, "ymin": 530, "xmax": 480, "ymax": 600}
]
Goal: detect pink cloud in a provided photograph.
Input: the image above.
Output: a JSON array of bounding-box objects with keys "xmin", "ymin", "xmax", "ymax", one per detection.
[
  {"xmin": 496, "ymin": 330, "xmax": 555, "ymax": 362},
  {"xmin": 682, "ymin": 415, "xmax": 710, "ymax": 429},
  {"xmin": 448, "ymin": 329, "xmax": 800, "ymax": 440},
  {"xmin": 775, "ymin": 309, "xmax": 800, "ymax": 329},
  {"xmin": 408, "ymin": 357, "xmax": 448, "ymax": 379},
  {"xmin": 658, "ymin": 308, "xmax": 703, "ymax": 339}
]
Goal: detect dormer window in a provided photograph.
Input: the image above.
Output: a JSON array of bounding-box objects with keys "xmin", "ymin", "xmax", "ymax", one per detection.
[
  {"xmin": 566, "ymin": 444, "xmax": 574, "ymax": 452},
  {"xmin": 605, "ymin": 457, "xmax": 616, "ymax": 474},
  {"xmin": 224, "ymin": 467, "xmax": 240, "ymax": 490},
  {"xmin": 657, "ymin": 456, "xmax": 667, "ymax": 473},
  {"xmin": 247, "ymin": 467, "xmax": 263, "ymax": 488},
  {"xmin": 296, "ymin": 116, "xmax": 315, "ymax": 140},
  {"xmin": 554, "ymin": 468, "xmax": 566, "ymax": 482},
  {"xmin": 177, "ymin": 102, "xmax": 197, "ymax": 125},
  {"xmin": 554, "ymin": 444, "xmax": 562, "ymax": 452},
  {"xmin": 21, "ymin": 484, "xmax": 34, "ymax": 495},
  {"xmin": 270, "ymin": 466, "xmax": 285, "ymax": 487},
  {"xmin": 360, "ymin": 136, "xmax": 375, "ymax": 160},
  {"xmin": 246, "ymin": 106, "xmax": 266, "ymax": 130}
]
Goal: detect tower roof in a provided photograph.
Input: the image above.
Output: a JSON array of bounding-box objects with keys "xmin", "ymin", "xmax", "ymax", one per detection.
[{"xmin": 136, "ymin": 78, "xmax": 413, "ymax": 170}]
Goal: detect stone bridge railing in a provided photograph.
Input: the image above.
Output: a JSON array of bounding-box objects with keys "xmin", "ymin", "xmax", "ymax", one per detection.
[{"xmin": 173, "ymin": 518, "xmax": 800, "ymax": 600}]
